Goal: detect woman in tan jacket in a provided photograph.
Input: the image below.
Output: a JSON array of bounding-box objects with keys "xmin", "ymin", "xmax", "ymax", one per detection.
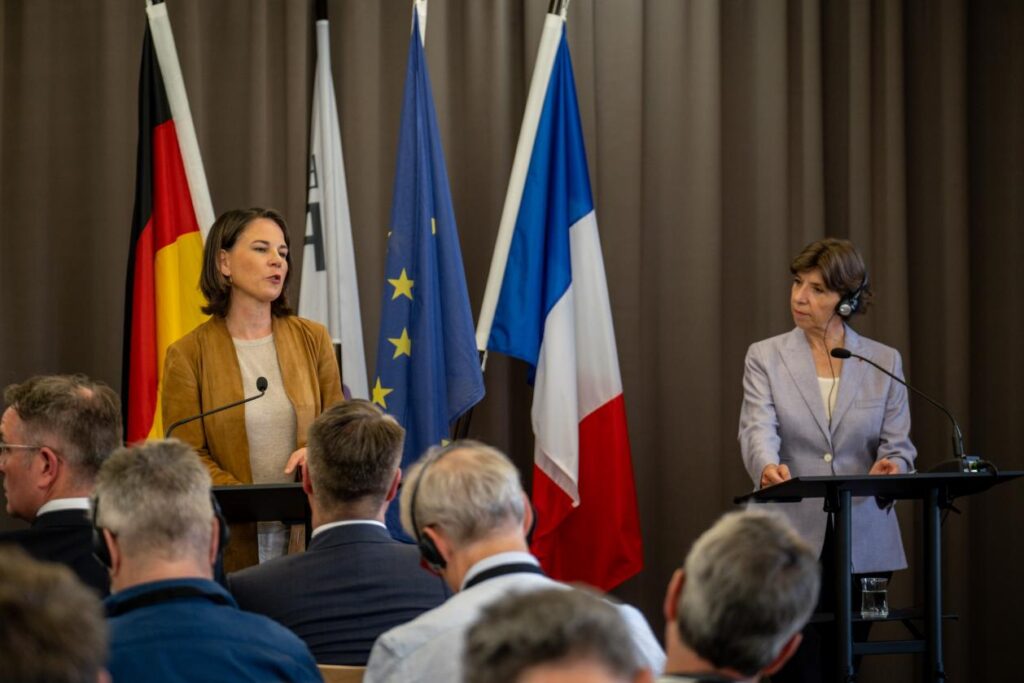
[{"xmin": 162, "ymin": 208, "xmax": 343, "ymax": 569}]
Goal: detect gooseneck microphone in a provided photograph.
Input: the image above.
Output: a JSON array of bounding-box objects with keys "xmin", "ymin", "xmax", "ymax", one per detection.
[
  {"xmin": 164, "ymin": 376, "xmax": 269, "ymax": 439},
  {"xmin": 830, "ymin": 348, "xmax": 989, "ymax": 473}
]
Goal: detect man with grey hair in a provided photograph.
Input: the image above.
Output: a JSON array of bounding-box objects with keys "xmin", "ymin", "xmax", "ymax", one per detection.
[
  {"xmin": 0, "ymin": 374, "xmax": 121, "ymax": 595},
  {"xmin": 463, "ymin": 587, "xmax": 655, "ymax": 683},
  {"xmin": 364, "ymin": 440, "xmax": 664, "ymax": 683},
  {"xmin": 95, "ymin": 439, "xmax": 321, "ymax": 683},
  {"xmin": 0, "ymin": 545, "xmax": 110, "ymax": 683},
  {"xmin": 657, "ymin": 509, "xmax": 820, "ymax": 682},
  {"xmin": 229, "ymin": 399, "xmax": 450, "ymax": 664}
]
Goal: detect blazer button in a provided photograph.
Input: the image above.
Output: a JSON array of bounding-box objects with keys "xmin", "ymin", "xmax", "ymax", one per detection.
[{"xmin": 824, "ymin": 453, "xmax": 833, "ymax": 463}]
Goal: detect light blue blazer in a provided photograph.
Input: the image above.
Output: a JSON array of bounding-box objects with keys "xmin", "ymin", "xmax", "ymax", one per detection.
[{"xmin": 739, "ymin": 326, "xmax": 916, "ymax": 573}]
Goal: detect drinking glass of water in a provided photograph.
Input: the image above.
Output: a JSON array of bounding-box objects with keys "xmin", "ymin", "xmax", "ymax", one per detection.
[{"xmin": 860, "ymin": 577, "xmax": 889, "ymax": 619}]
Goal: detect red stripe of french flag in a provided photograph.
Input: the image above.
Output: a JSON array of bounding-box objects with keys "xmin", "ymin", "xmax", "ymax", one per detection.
[{"xmin": 530, "ymin": 211, "xmax": 642, "ymax": 589}]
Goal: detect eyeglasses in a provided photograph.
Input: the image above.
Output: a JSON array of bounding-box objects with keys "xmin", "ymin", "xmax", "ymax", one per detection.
[{"xmin": 0, "ymin": 443, "xmax": 44, "ymax": 461}]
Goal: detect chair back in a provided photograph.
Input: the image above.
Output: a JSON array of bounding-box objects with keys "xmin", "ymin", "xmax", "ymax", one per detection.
[{"xmin": 317, "ymin": 664, "xmax": 365, "ymax": 683}]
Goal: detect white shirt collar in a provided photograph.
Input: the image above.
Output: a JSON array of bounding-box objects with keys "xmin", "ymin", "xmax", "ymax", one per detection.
[
  {"xmin": 311, "ymin": 519, "xmax": 387, "ymax": 538},
  {"xmin": 461, "ymin": 551, "xmax": 539, "ymax": 591},
  {"xmin": 37, "ymin": 497, "xmax": 91, "ymax": 516}
]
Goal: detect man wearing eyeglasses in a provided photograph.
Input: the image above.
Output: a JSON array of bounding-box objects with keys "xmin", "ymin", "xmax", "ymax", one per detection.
[{"xmin": 0, "ymin": 374, "xmax": 122, "ymax": 595}]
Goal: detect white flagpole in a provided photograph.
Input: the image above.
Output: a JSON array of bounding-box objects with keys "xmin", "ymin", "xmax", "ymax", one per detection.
[
  {"xmin": 414, "ymin": 0, "xmax": 428, "ymax": 45},
  {"xmin": 145, "ymin": 0, "xmax": 215, "ymax": 237},
  {"xmin": 474, "ymin": 13, "xmax": 565, "ymax": 351}
]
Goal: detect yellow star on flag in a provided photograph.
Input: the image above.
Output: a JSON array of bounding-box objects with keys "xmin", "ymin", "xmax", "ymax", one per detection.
[
  {"xmin": 388, "ymin": 268, "xmax": 414, "ymax": 301},
  {"xmin": 431, "ymin": 217, "xmax": 437, "ymax": 235},
  {"xmin": 371, "ymin": 377, "xmax": 394, "ymax": 408},
  {"xmin": 388, "ymin": 328, "xmax": 412, "ymax": 359}
]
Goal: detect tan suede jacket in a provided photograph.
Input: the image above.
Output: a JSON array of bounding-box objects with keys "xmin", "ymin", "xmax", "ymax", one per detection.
[{"xmin": 161, "ymin": 315, "xmax": 343, "ymax": 568}]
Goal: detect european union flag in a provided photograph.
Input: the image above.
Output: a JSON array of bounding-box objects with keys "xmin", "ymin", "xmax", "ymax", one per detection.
[{"xmin": 372, "ymin": 15, "xmax": 485, "ymax": 536}]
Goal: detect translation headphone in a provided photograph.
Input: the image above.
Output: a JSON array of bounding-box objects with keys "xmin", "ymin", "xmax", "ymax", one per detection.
[
  {"xmin": 408, "ymin": 443, "xmax": 540, "ymax": 571},
  {"xmin": 409, "ymin": 447, "xmax": 451, "ymax": 570},
  {"xmin": 836, "ymin": 273, "xmax": 869, "ymax": 318},
  {"xmin": 91, "ymin": 493, "xmax": 231, "ymax": 571}
]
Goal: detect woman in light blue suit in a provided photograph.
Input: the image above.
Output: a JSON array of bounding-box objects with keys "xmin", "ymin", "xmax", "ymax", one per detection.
[{"xmin": 738, "ymin": 238, "xmax": 916, "ymax": 681}]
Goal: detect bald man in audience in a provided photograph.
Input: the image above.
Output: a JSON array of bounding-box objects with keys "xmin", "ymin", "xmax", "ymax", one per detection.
[
  {"xmin": 657, "ymin": 509, "xmax": 820, "ymax": 682},
  {"xmin": 94, "ymin": 439, "xmax": 321, "ymax": 683},
  {"xmin": 0, "ymin": 374, "xmax": 121, "ymax": 595},
  {"xmin": 463, "ymin": 587, "xmax": 654, "ymax": 683},
  {"xmin": 0, "ymin": 545, "xmax": 110, "ymax": 683},
  {"xmin": 230, "ymin": 399, "xmax": 450, "ymax": 664},
  {"xmin": 364, "ymin": 440, "xmax": 664, "ymax": 683}
]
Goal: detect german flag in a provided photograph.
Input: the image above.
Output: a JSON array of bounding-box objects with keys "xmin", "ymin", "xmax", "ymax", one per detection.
[{"xmin": 122, "ymin": 18, "xmax": 209, "ymax": 443}]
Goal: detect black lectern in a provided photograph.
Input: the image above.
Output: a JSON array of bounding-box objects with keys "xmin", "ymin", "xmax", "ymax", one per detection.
[
  {"xmin": 213, "ymin": 483, "xmax": 311, "ymax": 534},
  {"xmin": 736, "ymin": 472, "xmax": 1021, "ymax": 683}
]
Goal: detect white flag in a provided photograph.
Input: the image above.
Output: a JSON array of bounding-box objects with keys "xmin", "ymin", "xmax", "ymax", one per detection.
[{"xmin": 299, "ymin": 19, "xmax": 368, "ymax": 400}]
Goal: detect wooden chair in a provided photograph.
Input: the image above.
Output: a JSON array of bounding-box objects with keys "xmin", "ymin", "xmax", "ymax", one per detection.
[{"xmin": 317, "ymin": 664, "xmax": 365, "ymax": 683}]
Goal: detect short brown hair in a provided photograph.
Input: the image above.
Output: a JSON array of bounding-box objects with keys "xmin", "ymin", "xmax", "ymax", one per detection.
[
  {"xmin": 306, "ymin": 400, "xmax": 405, "ymax": 511},
  {"xmin": 201, "ymin": 207, "xmax": 294, "ymax": 317},
  {"xmin": 4, "ymin": 374, "xmax": 122, "ymax": 481},
  {"xmin": 0, "ymin": 546, "xmax": 108, "ymax": 683},
  {"xmin": 790, "ymin": 238, "xmax": 872, "ymax": 314}
]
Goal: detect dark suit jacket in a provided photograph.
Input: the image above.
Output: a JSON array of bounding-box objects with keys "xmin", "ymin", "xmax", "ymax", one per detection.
[
  {"xmin": 228, "ymin": 522, "xmax": 451, "ymax": 665},
  {"xmin": 0, "ymin": 509, "xmax": 109, "ymax": 596}
]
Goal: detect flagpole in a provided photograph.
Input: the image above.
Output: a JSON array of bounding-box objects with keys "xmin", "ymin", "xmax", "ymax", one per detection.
[
  {"xmin": 414, "ymin": 0, "xmax": 427, "ymax": 46},
  {"xmin": 145, "ymin": 0, "xmax": 215, "ymax": 236},
  {"xmin": 474, "ymin": 14, "xmax": 566, "ymax": 354},
  {"xmin": 548, "ymin": 0, "xmax": 571, "ymax": 17},
  {"xmin": 462, "ymin": 2, "xmax": 571, "ymax": 439}
]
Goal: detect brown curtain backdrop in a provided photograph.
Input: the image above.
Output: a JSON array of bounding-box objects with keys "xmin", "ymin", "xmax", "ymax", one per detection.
[{"xmin": 1, "ymin": 1, "xmax": 1021, "ymax": 680}]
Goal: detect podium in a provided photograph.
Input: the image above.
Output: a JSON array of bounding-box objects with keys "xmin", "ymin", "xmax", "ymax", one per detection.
[
  {"xmin": 736, "ymin": 471, "xmax": 1022, "ymax": 682},
  {"xmin": 213, "ymin": 483, "xmax": 311, "ymax": 540}
]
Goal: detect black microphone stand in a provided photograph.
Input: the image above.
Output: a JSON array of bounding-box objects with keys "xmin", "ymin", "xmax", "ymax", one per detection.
[
  {"xmin": 164, "ymin": 377, "xmax": 269, "ymax": 439},
  {"xmin": 830, "ymin": 349, "xmax": 992, "ymax": 474}
]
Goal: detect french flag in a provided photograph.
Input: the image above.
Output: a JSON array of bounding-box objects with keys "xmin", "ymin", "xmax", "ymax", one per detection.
[{"xmin": 476, "ymin": 12, "xmax": 642, "ymax": 590}]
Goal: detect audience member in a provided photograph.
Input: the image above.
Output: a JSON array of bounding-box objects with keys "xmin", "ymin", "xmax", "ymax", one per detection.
[
  {"xmin": 230, "ymin": 399, "xmax": 450, "ymax": 664},
  {"xmin": 658, "ymin": 509, "xmax": 820, "ymax": 682},
  {"xmin": 464, "ymin": 586, "xmax": 654, "ymax": 683},
  {"xmin": 94, "ymin": 439, "xmax": 321, "ymax": 682},
  {"xmin": 0, "ymin": 545, "xmax": 110, "ymax": 683},
  {"xmin": 0, "ymin": 374, "xmax": 121, "ymax": 594},
  {"xmin": 364, "ymin": 440, "xmax": 664, "ymax": 683}
]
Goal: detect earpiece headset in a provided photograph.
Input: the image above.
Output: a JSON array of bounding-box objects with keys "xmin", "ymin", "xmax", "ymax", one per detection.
[
  {"xmin": 409, "ymin": 447, "xmax": 450, "ymax": 570},
  {"xmin": 836, "ymin": 272, "xmax": 869, "ymax": 318},
  {"xmin": 91, "ymin": 493, "xmax": 230, "ymax": 570},
  {"xmin": 408, "ymin": 443, "xmax": 539, "ymax": 570}
]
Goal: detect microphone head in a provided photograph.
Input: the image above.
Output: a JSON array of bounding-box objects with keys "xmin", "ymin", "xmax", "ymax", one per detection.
[
  {"xmin": 256, "ymin": 377, "xmax": 268, "ymax": 392},
  {"xmin": 830, "ymin": 348, "xmax": 852, "ymax": 359}
]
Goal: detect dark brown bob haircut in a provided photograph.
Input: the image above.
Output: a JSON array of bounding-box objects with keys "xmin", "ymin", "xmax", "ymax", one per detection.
[
  {"xmin": 200, "ymin": 207, "xmax": 294, "ymax": 318},
  {"xmin": 790, "ymin": 238, "xmax": 873, "ymax": 315}
]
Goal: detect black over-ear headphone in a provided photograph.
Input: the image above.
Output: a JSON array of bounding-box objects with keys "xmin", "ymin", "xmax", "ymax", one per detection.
[
  {"xmin": 91, "ymin": 493, "xmax": 230, "ymax": 570},
  {"xmin": 408, "ymin": 443, "xmax": 539, "ymax": 569},
  {"xmin": 836, "ymin": 273, "xmax": 869, "ymax": 318},
  {"xmin": 409, "ymin": 448, "xmax": 450, "ymax": 570}
]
